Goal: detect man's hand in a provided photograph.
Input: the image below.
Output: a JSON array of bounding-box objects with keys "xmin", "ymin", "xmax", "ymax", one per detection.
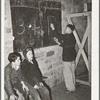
[
  {"xmin": 39, "ymin": 82, "xmax": 44, "ymax": 87},
  {"xmin": 54, "ymin": 37, "xmax": 58, "ymax": 42},
  {"xmin": 21, "ymin": 81, "xmax": 29, "ymax": 92},
  {"xmin": 50, "ymin": 23, "xmax": 55, "ymax": 30},
  {"xmin": 9, "ymin": 94, "xmax": 17, "ymax": 100},
  {"xmin": 34, "ymin": 85, "xmax": 40, "ymax": 89},
  {"xmin": 54, "ymin": 37, "xmax": 61, "ymax": 45}
]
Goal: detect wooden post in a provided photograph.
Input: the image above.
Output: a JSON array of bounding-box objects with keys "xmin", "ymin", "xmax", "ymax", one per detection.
[
  {"xmin": 88, "ymin": 13, "xmax": 91, "ymax": 85},
  {"xmin": 34, "ymin": 19, "xmax": 36, "ymax": 35},
  {"xmin": 66, "ymin": 12, "xmax": 91, "ymax": 86},
  {"xmin": 47, "ymin": 16, "xmax": 50, "ymax": 36}
]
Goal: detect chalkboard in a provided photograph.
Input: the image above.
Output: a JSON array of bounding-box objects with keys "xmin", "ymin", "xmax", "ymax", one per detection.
[{"xmin": 10, "ymin": 1, "xmax": 61, "ymax": 52}]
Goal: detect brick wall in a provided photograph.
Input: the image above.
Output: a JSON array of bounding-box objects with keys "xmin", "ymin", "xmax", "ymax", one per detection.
[
  {"xmin": 34, "ymin": 46, "xmax": 64, "ymax": 88},
  {"xmin": 4, "ymin": 0, "xmax": 13, "ymax": 66}
]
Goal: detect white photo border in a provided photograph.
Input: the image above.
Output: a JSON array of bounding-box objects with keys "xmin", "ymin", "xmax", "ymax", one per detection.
[{"xmin": 1, "ymin": 0, "xmax": 99, "ymax": 100}]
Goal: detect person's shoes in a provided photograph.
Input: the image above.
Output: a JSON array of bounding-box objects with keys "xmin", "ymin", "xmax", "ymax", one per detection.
[
  {"xmin": 65, "ymin": 89, "xmax": 75, "ymax": 93},
  {"xmin": 65, "ymin": 90, "xmax": 71, "ymax": 93}
]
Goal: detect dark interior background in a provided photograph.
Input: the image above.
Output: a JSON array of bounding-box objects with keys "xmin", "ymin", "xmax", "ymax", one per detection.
[{"xmin": 10, "ymin": 1, "xmax": 61, "ymax": 52}]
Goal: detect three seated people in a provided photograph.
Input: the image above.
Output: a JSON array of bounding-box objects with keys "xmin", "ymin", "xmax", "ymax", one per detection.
[{"xmin": 5, "ymin": 47, "xmax": 51, "ymax": 100}]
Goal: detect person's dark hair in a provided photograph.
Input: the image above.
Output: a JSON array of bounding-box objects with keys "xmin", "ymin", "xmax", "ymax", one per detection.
[
  {"xmin": 66, "ymin": 24, "xmax": 75, "ymax": 31},
  {"xmin": 23, "ymin": 47, "xmax": 35, "ymax": 59},
  {"xmin": 8, "ymin": 52, "xmax": 22, "ymax": 63}
]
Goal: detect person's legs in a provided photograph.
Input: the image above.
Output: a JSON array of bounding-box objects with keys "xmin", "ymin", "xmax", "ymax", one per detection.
[
  {"xmin": 71, "ymin": 61, "xmax": 76, "ymax": 86},
  {"xmin": 63, "ymin": 61, "xmax": 75, "ymax": 92},
  {"xmin": 38, "ymin": 86, "xmax": 51, "ymax": 100},
  {"xmin": 26, "ymin": 84, "xmax": 41, "ymax": 100},
  {"xmin": 14, "ymin": 82, "xmax": 29, "ymax": 100}
]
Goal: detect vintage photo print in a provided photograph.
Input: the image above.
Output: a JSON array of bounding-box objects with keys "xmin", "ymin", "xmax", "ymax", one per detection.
[{"xmin": 1, "ymin": 0, "xmax": 99, "ymax": 100}]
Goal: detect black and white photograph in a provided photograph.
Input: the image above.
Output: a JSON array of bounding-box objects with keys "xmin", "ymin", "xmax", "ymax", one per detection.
[{"xmin": 1, "ymin": 0, "xmax": 99, "ymax": 100}]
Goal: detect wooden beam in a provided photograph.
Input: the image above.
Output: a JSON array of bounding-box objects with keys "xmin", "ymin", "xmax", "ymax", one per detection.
[
  {"xmin": 75, "ymin": 27, "xmax": 88, "ymax": 67},
  {"xmin": 67, "ymin": 18, "xmax": 81, "ymax": 46},
  {"xmin": 76, "ymin": 79, "xmax": 90, "ymax": 86},
  {"xmin": 67, "ymin": 17, "xmax": 89, "ymax": 69},
  {"xmin": 11, "ymin": 5, "xmax": 40, "ymax": 9},
  {"xmin": 47, "ymin": 16, "xmax": 50, "ymax": 35},
  {"xmin": 66, "ymin": 12, "xmax": 91, "ymax": 18},
  {"xmin": 88, "ymin": 15, "xmax": 91, "ymax": 85},
  {"xmin": 34, "ymin": 19, "xmax": 37, "ymax": 35},
  {"xmin": 66, "ymin": 13, "xmax": 91, "ymax": 86},
  {"xmin": 80, "ymin": 26, "xmax": 89, "ymax": 70},
  {"xmin": 82, "ymin": 50, "xmax": 89, "ymax": 70},
  {"xmin": 11, "ymin": 5, "xmax": 61, "ymax": 10},
  {"xmin": 76, "ymin": 74, "xmax": 88, "ymax": 78}
]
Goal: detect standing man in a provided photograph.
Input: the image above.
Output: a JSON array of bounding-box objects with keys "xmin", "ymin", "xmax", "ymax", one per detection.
[{"xmin": 50, "ymin": 23, "xmax": 77, "ymax": 93}]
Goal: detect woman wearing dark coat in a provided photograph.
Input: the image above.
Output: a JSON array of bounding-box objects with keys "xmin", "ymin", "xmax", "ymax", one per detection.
[{"xmin": 21, "ymin": 47, "xmax": 51, "ymax": 100}]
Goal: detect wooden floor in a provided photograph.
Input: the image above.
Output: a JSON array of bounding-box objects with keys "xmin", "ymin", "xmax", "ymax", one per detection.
[{"xmin": 51, "ymin": 82, "xmax": 91, "ymax": 100}]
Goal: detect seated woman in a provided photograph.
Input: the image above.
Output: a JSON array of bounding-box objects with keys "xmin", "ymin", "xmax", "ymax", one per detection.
[
  {"xmin": 5, "ymin": 52, "xmax": 29, "ymax": 100},
  {"xmin": 21, "ymin": 47, "xmax": 51, "ymax": 100}
]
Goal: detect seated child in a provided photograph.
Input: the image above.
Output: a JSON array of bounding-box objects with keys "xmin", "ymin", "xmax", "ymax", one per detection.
[{"xmin": 5, "ymin": 52, "xmax": 29, "ymax": 100}]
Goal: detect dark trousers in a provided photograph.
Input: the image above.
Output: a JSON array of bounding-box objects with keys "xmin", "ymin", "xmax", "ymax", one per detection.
[
  {"xmin": 38, "ymin": 86, "xmax": 51, "ymax": 100},
  {"xmin": 27, "ymin": 83, "xmax": 51, "ymax": 100},
  {"xmin": 13, "ymin": 82, "xmax": 29, "ymax": 100}
]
